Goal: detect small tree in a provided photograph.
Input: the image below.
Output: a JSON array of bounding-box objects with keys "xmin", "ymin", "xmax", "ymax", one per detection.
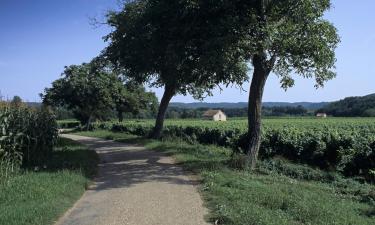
[
  {"xmin": 10, "ymin": 96, "xmax": 23, "ymax": 108},
  {"xmin": 238, "ymin": 0, "xmax": 340, "ymax": 168},
  {"xmin": 104, "ymin": 0, "xmax": 248, "ymax": 138},
  {"xmin": 112, "ymin": 80, "xmax": 158, "ymax": 122},
  {"xmin": 42, "ymin": 62, "xmax": 116, "ymax": 128}
]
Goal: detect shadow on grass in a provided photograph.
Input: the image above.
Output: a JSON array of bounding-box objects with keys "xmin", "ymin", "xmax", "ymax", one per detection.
[
  {"xmin": 24, "ymin": 137, "xmax": 100, "ymax": 179},
  {"xmin": 145, "ymin": 142, "xmax": 229, "ymax": 173}
]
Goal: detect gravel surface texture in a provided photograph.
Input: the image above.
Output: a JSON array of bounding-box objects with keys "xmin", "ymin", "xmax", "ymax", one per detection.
[{"xmin": 55, "ymin": 134, "xmax": 210, "ymax": 225}]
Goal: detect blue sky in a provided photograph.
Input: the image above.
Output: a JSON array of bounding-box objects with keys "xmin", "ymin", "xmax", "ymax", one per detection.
[{"xmin": 0, "ymin": 0, "xmax": 374, "ymax": 103}]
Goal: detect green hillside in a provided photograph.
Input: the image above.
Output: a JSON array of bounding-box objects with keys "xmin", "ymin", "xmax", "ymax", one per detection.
[{"xmin": 318, "ymin": 94, "xmax": 375, "ymax": 117}]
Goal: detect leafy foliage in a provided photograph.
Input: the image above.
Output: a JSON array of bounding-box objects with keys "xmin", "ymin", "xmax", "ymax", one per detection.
[
  {"xmin": 0, "ymin": 103, "xmax": 58, "ymax": 180},
  {"xmin": 112, "ymin": 81, "xmax": 158, "ymax": 122},
  {"xmin": 104, "ymin": 0, "xmax": 250, "ymax": 137},
  {"xmin": 43, "ymin": 60, "xmax": 157, "ymax": 127},
  {"xmin": 42, "ymin": 62, "xmax": 116, "ymax": 127},
  {"xmin": 104, "ymin": 0, "xmax": 249, "ymax": 96}
]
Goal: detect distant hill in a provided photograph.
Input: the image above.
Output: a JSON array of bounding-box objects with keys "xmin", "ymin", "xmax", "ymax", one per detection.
[
  {"xmin": 170, "ymin": 101, "xmax": 329, "ymax": 110},
  {"xmin": 318, "ymin": 94, "xmax": 375, "ymax": 117}
]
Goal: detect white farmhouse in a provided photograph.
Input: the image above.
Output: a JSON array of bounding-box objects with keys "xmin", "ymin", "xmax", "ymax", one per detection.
[
  {"xmin": 316, "ymin": 113, "xmax": 327, "ymax": 118},
  {"xmin": 202, "ymin": 110, "xmax": 227, "ymax": 121}
]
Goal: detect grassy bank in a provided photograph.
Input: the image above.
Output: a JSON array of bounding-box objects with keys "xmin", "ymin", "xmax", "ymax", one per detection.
[
  {"xmin": 75, "ymin": 130, "xmax": 375, "ymax": 225},
  {"xmin": 0, "ymin": 138, "xmax": 99, "ymax": 225}
]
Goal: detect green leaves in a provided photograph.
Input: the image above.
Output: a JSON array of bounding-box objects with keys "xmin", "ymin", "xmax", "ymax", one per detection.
[
  {"xmin": 0, "ymin": 104, "xmax": 58, "ymax": 180},
  {"xmin": 243, "ymin": 0, "xmax": 340, "ymax": 87},
  {"xmin": 43, "ymin": 61, "xmax": 118, "ymax": 126},
  {"xmin": 104, "ymin": 0, "xmax": 249, "ymax": 97}
]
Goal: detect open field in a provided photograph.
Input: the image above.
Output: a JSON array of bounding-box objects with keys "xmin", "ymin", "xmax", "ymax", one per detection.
[
  {"xmin": 0, "ymin": 138, "xmax": 98, "ymax": 225},
  {"xmin": 74, "ymin": 130, "xmax": 375, "ymax": 225}
]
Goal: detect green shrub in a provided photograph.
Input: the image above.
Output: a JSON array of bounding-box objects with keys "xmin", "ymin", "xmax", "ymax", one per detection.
[{"xmin": 57, "ymin": 120, "xmax": 80, "ymax": 129}]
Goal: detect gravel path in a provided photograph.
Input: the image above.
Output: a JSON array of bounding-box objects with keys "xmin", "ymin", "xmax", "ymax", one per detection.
[{"xmin": 56, "ymin": 134, "xmax": 210, "ymax": 225}]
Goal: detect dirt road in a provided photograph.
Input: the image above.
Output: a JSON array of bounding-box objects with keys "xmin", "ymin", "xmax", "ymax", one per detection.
[{"xmin": 55, "ymin": 134, "xmax": 210, "ymax": 225}]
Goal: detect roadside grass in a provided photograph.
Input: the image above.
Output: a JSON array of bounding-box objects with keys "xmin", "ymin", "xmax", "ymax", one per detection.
[
  {"xmin": 75, "ymin": 129, "xmax": 375, "ymax": 225},
  {"xmin": 0, "ymin": 138, "xmax": 99, "ymax": 225}
]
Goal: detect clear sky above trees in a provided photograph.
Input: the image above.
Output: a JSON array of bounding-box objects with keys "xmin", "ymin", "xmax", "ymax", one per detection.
[{"xmin": 0, "ymin": 0, "xmax": 374, "ymax": 102}]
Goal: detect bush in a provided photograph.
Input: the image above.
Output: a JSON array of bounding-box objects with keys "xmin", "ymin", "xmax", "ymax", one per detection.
[
  {"xmin": 0, "ymin": 104, "xmax": 58, "ymax": 179},
  {"xmin": 57, "ymin": 120, "xmax": 81, "ymax": 129}
]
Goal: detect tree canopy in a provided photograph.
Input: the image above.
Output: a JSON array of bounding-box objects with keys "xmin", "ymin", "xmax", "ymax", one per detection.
[
  {"xmin": 220, "ymin": 0, "xmax": 340, "ymax": 168},
  {"xmin": 112, "ymin": 80, "xmax": 158, "ymax": 122},
  {"xmin": 42, "ymin": 62, "xmax": 115, "ymax": 127},
  {"xmin": 104, "ymin": 0, "xmax": 249, "ymax": 137},
  {"xmin": 42, "ymin": 60, "xmax": 157, "ymax": 127}
]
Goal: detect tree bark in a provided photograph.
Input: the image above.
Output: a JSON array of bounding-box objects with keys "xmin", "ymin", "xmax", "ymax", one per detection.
[
  {"xmin": 246, "ymin": 54, "xmax": 271, "ymax": 170},
  {"xmin": 150, "ymin": 84, "xmax": 176, "ymax": 138}
]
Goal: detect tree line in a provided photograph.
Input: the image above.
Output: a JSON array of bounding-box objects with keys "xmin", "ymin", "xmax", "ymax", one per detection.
[
  {"xmin": 317, "ymin": 94, "xmax": 375, "ymax": 117},
  {"xmin": 43, "ymin": 0, "xmax": 339, "ymax": 169},
  {"xmin": 165, "ymin": 105, "xmax": 310, "ymax": 119}
]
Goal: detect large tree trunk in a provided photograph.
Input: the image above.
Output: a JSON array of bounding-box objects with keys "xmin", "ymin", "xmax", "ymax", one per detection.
[
  {"xmin": 246, "ymin": 54, "xmax": 271, "ymax": 170},
  {"xmin": 150, "ymin": 84, "xmax": 176, "ymax": 138}
]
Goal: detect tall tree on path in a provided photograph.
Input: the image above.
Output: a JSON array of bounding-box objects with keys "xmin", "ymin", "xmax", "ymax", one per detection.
[
  {"xmin": 104, "ymin": 0, "xmax": 249, "ymax": 138},
  {"xmin": 241, "ymin": 0, "xmax": 340, "ymax": 168}
]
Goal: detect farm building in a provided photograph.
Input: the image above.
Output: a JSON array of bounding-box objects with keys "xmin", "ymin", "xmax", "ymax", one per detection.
[
  {"xmin": 203, "ymin": 110, "xmax": 227, "ymax": 121},
  {"xmin": 316, "ymin": 113, "xmax": 327, "ymax": 118}
]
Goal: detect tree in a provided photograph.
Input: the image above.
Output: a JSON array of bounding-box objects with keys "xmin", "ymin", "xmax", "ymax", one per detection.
[
  {"xmin": 10, "ymin": 96, "xmax": 23, "ymax": 107},
  {"xmin": 238, "ymin": 0, "xmax": 340, "ymax": 168},
  {"xmin": 112, "ymin": 80, "xmax": 158, "ymax": 122},
  {"xmin": 42, "ymin": 62, "xmax": 116, "ymax": 128},
  {"xmin": 104, "ymin": 0, "xmax": 248, "ymax": 138}
]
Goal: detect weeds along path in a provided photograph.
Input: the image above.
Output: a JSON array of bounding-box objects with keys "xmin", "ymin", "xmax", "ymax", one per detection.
[{"xmin": 56, "ymin": 134, "xmax": 210, "ymax": 225}]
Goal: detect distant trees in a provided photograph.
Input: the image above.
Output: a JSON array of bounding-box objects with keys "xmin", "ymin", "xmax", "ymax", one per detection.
[
  {"xmin": 262, "ymin": 106, "xmax": 308, "ymax": 117},
  {"xmin": 42, "ymin": 62, "xmax": 115, "ymax": 128},
  {"xmin": 10, "ymin": 96, "xmax": 23, "ymax": 107},
  {"xmin": 113, "ymin": 81, "xmax": 158, "ymax": 122},
  {"xmin": 104, "ymin": 0, "xmax": 248, "ymax": 138},
  {"xmin": 164, "ymin": 105, "xmax": 310, "ymax": 119},
  {"xmin": 42, "ymin": 60, "xmax": 157, "ymax": 128},
  {"xmin": 318, "ymin": 94, "xmax": 375, "ymax": 117}
]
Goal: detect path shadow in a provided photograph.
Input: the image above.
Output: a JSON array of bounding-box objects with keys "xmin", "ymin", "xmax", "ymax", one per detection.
[{"xmin": 72, "ymin": 136, "xmax": 199, "ymax": 191}]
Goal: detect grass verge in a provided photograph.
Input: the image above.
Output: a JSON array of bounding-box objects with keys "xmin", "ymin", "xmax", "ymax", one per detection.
[
  {"xmin": 75, "ymin": 130, "xmax": 375, "ymax": 225},
  {"xmin": 0, "ymin": 138, "xmax": 99, "ymax": 225}
]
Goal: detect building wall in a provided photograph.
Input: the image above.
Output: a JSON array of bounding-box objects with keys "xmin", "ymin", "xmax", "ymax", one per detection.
[{"xmin": 213, "ymin": 112, "xmax": 227, "ymax": 121}]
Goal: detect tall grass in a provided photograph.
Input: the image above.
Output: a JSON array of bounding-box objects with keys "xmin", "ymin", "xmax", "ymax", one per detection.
[{"xmin": 0, "ymin": 103, "xmax": 58, "ymax": 180}]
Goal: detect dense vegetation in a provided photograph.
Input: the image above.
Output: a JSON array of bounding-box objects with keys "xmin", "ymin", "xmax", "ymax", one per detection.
[
  {"xmin": 88, "ymin": 118, "xmax": 375, "ymax": 181},
  {"xmin": 0, "ymin": 102, "xmax": 58, "ymax": 180},
  {"xmin": 42, "ymin": 60, "xmax": 157, "ymax": 128},
  {"xmin": 166, "ymin": 105, "xmax": 310, "ymax": 119},
  {"xmin": 1, "ymin": 99, "xmax": 99, "ymax": 225},
  {"xmin": 0, "ymin": 138, "xmax": 99, "ymax": 225},
  {"xmin": 318, "ymin": 93, "xmax": 375, "ymax": 117}
]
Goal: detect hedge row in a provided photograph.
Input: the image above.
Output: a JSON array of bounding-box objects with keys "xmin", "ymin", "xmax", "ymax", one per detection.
[
  {"xmin": 91, "ymin": 120, "xmax": 375, "ymax": 181},
  {"xmin": 57, "ymin": 120, "xmax": 81, "ymax": 129}
]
